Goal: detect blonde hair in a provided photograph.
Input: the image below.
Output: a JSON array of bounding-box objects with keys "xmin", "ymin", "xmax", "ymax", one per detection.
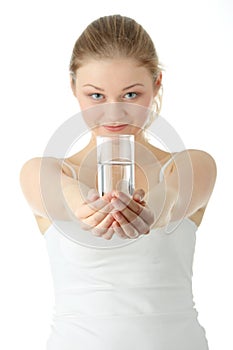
[{"xmin": 69, "ymin": 15, "xmax": 164, "ymax": 126}]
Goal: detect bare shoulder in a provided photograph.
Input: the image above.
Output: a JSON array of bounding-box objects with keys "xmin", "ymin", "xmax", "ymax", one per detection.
[
  {"xmin": 20, "ymin": 156, "xmax": 64, "ymax": 200},
  {"xmin": 20, "ymin": 155, "xmax": 79, "ymax": 179},
  {"xmin": 20, "ymin": 156, "xmax": 41, "ymax": 178},
  {"xmin": 159, "ymin": 148, "xmax": 216, "ymax": 174},
  {"xmin": 156, "ymin": 149, "xmax": 217, "ymax": 227},
  {"xmin": 187, "ymin": 149, "xmax": 217, "ymax": 225},
  {"xmin": 178, "ymin": 149, "xmax": 217, "ymax": 178},
  {"xmin": 20, "ymin": 157, "xmax": 44, "ymax": 205},
  {"xmin": 186, "ymin": 149, "xmax": 216, "ymax": 165},
  {"xmin": 20, "ymin": 156, "xmax": 62, "ymax": 177},
  {"xmin": 20, "ymin": 156, "xmax": 76, "ymax": 236}
]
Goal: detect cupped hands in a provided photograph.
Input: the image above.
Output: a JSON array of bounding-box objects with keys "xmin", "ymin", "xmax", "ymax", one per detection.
[{"xmin": 75, "ymin": 188, "xmax": 155, "ymax": 240}]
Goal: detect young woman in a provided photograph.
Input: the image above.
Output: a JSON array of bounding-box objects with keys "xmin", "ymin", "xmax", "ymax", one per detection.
[{"xmin": 20, "ymin": 15, "xmax": 216, "ymax": 350}]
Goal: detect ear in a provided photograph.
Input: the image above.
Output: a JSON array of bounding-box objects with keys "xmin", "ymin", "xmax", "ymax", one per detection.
[
  {"xmin": 153, "ymin": 72, "xmax": 163, "ymax": 97},
  {"xmin": 70, "ymin": 74, "xmax": 77, "ymax": 97}
]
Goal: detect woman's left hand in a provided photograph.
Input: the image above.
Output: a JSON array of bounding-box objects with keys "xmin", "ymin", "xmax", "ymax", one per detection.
[{"xmin": 102, "ymin": 189, "xmax": 155, "ymax": 240}]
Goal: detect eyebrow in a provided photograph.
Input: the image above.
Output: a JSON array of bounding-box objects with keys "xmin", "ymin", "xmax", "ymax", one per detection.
[
  {"xmin": 83, "ymin": 84, "xmax": 104, "ymax": 91},
  {"xmin": 82, "ymin": 83, "xmax": 144, "ymax": 91},
  {"xmin": 122, "ymin": 83, "xmax": 144, "ymax": 91}
]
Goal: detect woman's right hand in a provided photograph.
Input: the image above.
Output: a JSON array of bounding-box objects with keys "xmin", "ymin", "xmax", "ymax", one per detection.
[{"xmin": 75, "ymin": 189, "xmax": 117, "ymax": 238}]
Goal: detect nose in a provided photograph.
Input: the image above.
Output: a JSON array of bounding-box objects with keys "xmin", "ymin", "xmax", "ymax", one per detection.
[{"xmin": 103, "ymin": 102, "xmax": 127, "ymax": 124}]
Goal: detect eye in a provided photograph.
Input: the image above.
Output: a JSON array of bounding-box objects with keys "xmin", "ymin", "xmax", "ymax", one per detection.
[
  {"xmin": 124, "ymin": 92, "xmax": 138, "ymax": 100},
  {"xmin": 89, "ymin": 93, "xmax": 104, "ymax": 100}
]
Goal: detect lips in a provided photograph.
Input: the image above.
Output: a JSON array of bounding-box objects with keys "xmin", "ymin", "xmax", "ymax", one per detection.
[{"xmin": 103, "ymin": 124, "xmax": 128, "ymax": 132}]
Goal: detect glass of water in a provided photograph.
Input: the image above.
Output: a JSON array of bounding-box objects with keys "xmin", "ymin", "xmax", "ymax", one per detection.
[{"xmin": 96, "ymin": 135, "xmax": 135, "ymax": 197}]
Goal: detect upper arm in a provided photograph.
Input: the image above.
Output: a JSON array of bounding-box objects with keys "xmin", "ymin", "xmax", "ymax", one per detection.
[{"xmin": 165, "ymin": 149, "xmax": 217, "ymax": 218}]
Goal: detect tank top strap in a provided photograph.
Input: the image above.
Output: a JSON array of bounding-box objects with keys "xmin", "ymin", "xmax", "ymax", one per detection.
[
  {"xmin": 159, "ymin": 152, "xmax": 179, "ymax": 183},
  {"xmin": 58, "ymin": 159, "xmax": 77, "ymax": 180}
]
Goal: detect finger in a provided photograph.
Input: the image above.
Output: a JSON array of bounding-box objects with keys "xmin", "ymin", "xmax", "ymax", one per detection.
[
  {"xmin": 77, "ymin": 198, "xmax": 114, "ymax": 220},
  {"xmin": 112, "ymin": 191, "xmax": 142, "ymax": 215},
  {"xmin": 92, "ymin": 213, "xmax": 115, "ymax": 235},
  {"xmin": 82, "ymin": 205, "xmax": 114, "ymax": 230},
  {"xmin": 112, "ymin": 211, "xmax": 139, "ymax": 238},
  {"xmin": 93, "ymin": 226, "xmax": 115, "ymax": 238},
  {"xmin": 101, "ymin": 225, "xmax": 116, "ymax": 240},
  {"xmin": 86, "ymin": 189, "xmax": 100, "ymax": 203},
  {"xmin": 86, "ymin": 188, "xmax": 114, "ymax": 202},
  {"xmin": 111, "ymin": 198, "xmax": 150, "ymax": 234},
  {"xmin": 112, "ymin": 192, "xmax": 154, "ymax": 225},
  {"xmin": 112, "ymin": 221, "xmax": 128, "ymax": 239},
  {"xmin": 111, "ymin": 195, "xmax": 142, "ymax": 221},
  {"xmin": 132, "ymin": 188, "xmax": 145, "ymax": 202},
  {"xmin": 123, "ymin": 210, "xmax": 150, "ymax": 235}
]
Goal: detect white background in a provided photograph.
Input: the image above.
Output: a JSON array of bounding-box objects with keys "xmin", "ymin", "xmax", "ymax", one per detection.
[{"xmin": 0, "ymin": 0, "xmax": 232, "ymax": 349}]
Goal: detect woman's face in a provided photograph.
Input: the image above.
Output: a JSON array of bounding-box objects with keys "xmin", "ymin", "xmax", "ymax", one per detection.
[{"xmin": 71, "ymin": 58, "xmax": 162, "ymax": 136}]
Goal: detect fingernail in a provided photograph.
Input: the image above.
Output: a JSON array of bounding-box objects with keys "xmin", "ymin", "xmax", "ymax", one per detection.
[
  {"xmin": 134, "ymin": 194, "xmax": 141, "ymax": 201},
  {"xmin": 131, "ymin": 231, "xmax": 139, "ymax": 238},
  {"xmin": 111, "ymin": 190, "xmax": 119, "ymax": 198}
]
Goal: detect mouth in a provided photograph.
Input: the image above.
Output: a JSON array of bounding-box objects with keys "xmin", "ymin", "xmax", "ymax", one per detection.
[{"xmin": 103, "ymin": 124, "xmax": 128, "ymax": 132}]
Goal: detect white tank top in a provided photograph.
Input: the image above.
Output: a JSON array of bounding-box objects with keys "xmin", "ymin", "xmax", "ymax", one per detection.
[{"xmin": 44, "ymin": 155, "xmax": 209, "ymax": 350}]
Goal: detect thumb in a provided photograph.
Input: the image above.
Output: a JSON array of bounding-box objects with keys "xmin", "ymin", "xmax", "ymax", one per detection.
[{"xmin": 86, "ymin": 188, "xmax": 100, "ymax": 202}]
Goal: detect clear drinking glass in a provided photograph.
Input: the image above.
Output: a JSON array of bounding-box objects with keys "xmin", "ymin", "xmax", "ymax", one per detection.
[{"xmin": 96, "ymin": 135, "xmax": 135, "ymax": 196}]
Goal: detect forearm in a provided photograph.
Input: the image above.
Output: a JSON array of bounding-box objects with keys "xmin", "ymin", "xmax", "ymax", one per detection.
[{"xmin": 60, "ymin": 174, "xmax": 90, "ymax": 220}]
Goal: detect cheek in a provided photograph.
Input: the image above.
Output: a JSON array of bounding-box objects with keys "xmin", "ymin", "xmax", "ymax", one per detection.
[
  {"xmin": 80, "ymin": 104, "xmax": 105, "ymax": 130},
  {"xmin": 75, "ymin": 96, "xmax": 92, "ymax": 111},
  {"xmin": 79, "ymin": 101, "xmax": 89, "ymax": 109},
  {"xmin": 74, "ymin": 90, "xmax": 88, "ymax": 106},
  {"xmin": 139, "ymin": 93, "xmax": 154, "ymax": 108}
]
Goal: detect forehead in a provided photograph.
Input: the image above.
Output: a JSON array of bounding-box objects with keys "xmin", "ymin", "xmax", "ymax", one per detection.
[{"xmin": 75, "ymin": 58, "xmax": 152, "ymax": 85}]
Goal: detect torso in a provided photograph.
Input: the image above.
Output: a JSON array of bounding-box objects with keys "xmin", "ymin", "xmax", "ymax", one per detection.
[{"xmin": 35, "ymin": 145, "xmax": 207, "ymax": 235}]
